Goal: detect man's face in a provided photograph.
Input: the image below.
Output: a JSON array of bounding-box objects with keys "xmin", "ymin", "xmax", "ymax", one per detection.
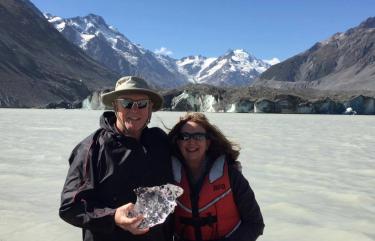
[{"xmin": 114, "ymin": 93, "xmax": 153, "ymax": 138}]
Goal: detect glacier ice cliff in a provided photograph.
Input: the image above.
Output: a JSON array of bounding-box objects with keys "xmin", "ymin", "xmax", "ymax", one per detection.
[{"xmin": 79, "ymin": 87, "xmax": 375, "ymax": 115}]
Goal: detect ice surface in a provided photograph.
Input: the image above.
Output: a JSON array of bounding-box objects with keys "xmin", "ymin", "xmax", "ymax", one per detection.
[
  {"xmin": 1, "ymin": 110, "xmax": 375, "ymax": 241},
  {"xmin": 129, "ymin": 184, "xmax": 183, "ymax": 228}
]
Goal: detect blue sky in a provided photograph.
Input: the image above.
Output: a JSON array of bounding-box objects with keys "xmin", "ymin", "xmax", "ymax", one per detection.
[{"xmin": 31, "ymin": 0, "xmax": 374, "ymax": 61}]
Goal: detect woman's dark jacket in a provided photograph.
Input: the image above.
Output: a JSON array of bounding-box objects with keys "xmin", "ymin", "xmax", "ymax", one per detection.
[
  {"xmin": 59, "ymin": 111, "xmax": 173, "ymax": 241},
  {"xmin": 226, "ymin": 163, "xmax": 264, "ymax": 241}
]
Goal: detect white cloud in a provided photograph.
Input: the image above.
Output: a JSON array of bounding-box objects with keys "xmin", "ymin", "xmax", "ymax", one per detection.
[
  {"xmin": 263, "ymin": 57, "xmax": 281, "ymax": 65},
  {"xmin": 154, "ymin": 47, "xmax": 173, "ymax": 56}
]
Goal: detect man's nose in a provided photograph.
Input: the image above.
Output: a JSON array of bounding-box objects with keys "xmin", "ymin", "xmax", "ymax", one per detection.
[{"xmin": 130, "ymin": 102, "xmax": 139, "ymax": 112}]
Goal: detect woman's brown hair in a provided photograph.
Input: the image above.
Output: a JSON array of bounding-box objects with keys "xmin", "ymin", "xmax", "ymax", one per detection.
[{"xmin": 168, "ymin": 112, "xmax": 240, "ymax": 164}]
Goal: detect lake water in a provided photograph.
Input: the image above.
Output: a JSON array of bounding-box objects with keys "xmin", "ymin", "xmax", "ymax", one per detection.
[{"xmin": 0, "ymin": 109, "xmax": 374, "ymax": 241}]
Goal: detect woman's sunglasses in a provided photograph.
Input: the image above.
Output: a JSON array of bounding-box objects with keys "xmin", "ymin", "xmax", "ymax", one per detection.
[
  {"xmin": 178, "ymin": 132, "xmax": 208, "ymax": 141},
  {"xmin": 115, "ymin": 99, "xmax": 150, "ymax": 109}
]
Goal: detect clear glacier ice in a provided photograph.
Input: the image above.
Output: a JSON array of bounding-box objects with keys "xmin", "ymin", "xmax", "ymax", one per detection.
[{"xmin": 128, "ymin": 184, "xmax": 184, "ymax": 229}]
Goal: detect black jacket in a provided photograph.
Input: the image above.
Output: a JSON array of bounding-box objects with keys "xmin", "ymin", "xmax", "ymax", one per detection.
[
  {"xmin": 59, "ymin": 111, "xmax": 173, "ymax": 241},
  {"xmin": 227, "ymin": 165, "xmax": 264, "ymax": 241}
]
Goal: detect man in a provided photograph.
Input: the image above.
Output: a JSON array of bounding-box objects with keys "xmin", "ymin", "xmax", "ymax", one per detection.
[{"xmin": 59, "ymin": 76, "xmax": 173, "ymax": 241}]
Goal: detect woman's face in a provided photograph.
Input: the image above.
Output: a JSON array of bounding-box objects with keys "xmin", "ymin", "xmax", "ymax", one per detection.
[{"xmin": 177, "ymin": 121, "xmax": 210, "ymax": 166}]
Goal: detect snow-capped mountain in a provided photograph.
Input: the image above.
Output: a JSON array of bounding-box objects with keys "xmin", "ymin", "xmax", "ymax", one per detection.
[
  {"xmin": 46, "ymin": 13, "xmax": 271, "ymax": 88},
  {"xmin": 175, "ymin": 50, "xmax": 271, "ymax": 86},
  {"xmin": 176, "ymin": 55, "xmax": 217, "ymax": 83},
  {"xmin": 46, "ymin": 13, "xmax": 188, "ymax": 88},
  {"xmin": 193, "ymin": 49, "xmax": 270, "ymax": 86}
]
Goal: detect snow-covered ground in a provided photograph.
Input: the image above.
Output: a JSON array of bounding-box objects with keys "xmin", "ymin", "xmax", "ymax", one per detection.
[{"xmin": 0, "ymin": 109, "xmax": 374, "ymax": 241}]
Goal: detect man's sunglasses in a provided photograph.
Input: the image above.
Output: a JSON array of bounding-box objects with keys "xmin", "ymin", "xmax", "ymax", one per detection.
[
  {"xmin": 115, "ymin": 99, "xmax": 150, "ymax": 109},
  {"xmin": 178, "ymin": 132, "xmax": 208, "ymax": 141}
]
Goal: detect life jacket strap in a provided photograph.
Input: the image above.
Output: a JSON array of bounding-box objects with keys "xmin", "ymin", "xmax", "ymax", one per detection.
[{"xmin": 179, "ymin": 215, "xmax": 217, "ymax": 227}]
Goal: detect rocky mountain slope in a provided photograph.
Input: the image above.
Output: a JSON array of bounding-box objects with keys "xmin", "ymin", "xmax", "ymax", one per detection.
[
  {"xmin": 255, "ymin": 17, "xmax": 375, "ymax": 95},
  {"xmin": 46, "ymin": 13, "xmax": 188, "ymax": 88},
  {"xmin": 0, "ymin": 0, "xmax": 119, "ymax": 107}
]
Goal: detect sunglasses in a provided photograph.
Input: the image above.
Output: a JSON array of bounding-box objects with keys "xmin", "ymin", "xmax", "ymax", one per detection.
[
  {"xmin": 178, "ymin": 132, "xmax": 208, "ymax": 141},
  {"xmin": 115, "ymin": 99, "xmax": 150, "ymax": 109}
]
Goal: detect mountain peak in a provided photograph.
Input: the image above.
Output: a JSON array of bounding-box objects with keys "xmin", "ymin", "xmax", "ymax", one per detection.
[
  {"xmin": 233, "ymin": 48, "xmax": 248, "ymax": 54},
  {"xmin": 222, "ymin": 49, "xmax": 255, "ymax": 61},
  {"xmin": 85, "ymin": 13, "xmax": 107, "ymax": 26},
  {"xmin": 358, "ymin": 17, "xmax": 375, "ymax": 29},
  {"xmin": 233, "ymin": 49, "xmax": 252, "ymax": 60}
]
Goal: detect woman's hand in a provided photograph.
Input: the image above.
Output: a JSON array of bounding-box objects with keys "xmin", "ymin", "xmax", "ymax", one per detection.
[{"xmin": 114, "ymin": 203, "xmax": 149, "ymax": 235}]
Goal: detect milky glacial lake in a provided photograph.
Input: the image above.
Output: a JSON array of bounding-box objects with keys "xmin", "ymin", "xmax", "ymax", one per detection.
[{"xmin": 0, "ymin": 109, "xmax": 374, "ymax": 241}]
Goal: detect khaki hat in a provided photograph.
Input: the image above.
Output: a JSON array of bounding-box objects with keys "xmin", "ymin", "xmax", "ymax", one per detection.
[{"xmin": 101, "ymin": 76, "xmax": 163, "ymax": 111}]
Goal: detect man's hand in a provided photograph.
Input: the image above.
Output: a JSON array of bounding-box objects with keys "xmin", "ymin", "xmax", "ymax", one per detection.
[{"xmin": 114, "ymin": 203, "xmax": 149, "ymax": 235}]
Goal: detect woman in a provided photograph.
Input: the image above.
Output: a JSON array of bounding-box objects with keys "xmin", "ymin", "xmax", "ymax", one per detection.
[{"xmin": 168, "ymin": 112, "xmax": 264, "ymax": 241}]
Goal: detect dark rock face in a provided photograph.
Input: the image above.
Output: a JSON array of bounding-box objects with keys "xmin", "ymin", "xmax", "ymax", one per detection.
[
  {"xmin": 172, "ymin": 98, "xmax": 196, "ymax": 112},
  {"xmin": 0, "ymin": 0, "xmax": 118, "ymax": 108},
  {"xmin": 313, "ymin": 98, "xmax": 345, "ymax": 114},
  {"xmin": 296, "ymin": 102, "xmax": 315, "ymax": 114},
  {"xmin": 233, "ymin": 99, "xmax": 254, "ymax": 113},
  {"xmin": 44, "ymin": 99, "xmax": 83, "ymax": 109},
  {"xmin": 254, "ymin": 99, "xmax": 275, "ymax": 113},
  {"xmin": 162, "ymin": 91, "xmax": 184, "ymax": 110},
  {"xmin": 256, "ymin": 17, "xmax": 375, "ymax": 93},
  {"xmin": 274, "ymin": 95, "xmax": 302, "ymax": 113},
  {"xmin": 344, "ymin": 95, "xmax": 375, "ymax": 114}
]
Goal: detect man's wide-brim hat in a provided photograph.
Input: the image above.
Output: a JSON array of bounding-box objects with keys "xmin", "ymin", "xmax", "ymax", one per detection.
[{"xmin": 101, "ymin": 76, "xmax": 163, "ymax": 111}]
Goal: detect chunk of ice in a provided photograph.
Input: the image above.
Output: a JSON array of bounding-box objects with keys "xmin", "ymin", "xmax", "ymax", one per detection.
[{"xmin": 128, "ymin": 184, "xmax": 183, "ymax": 228}]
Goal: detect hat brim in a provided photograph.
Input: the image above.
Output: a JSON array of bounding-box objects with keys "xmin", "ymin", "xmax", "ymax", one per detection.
[{"xmin": 101, "ymin": 88, "xmax": 163, "ymax": 111}]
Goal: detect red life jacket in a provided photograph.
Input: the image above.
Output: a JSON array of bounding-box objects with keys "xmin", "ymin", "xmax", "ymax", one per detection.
[{"xmin": 172, "ymin": 155, "xmax": 241, "ymax": 241}]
